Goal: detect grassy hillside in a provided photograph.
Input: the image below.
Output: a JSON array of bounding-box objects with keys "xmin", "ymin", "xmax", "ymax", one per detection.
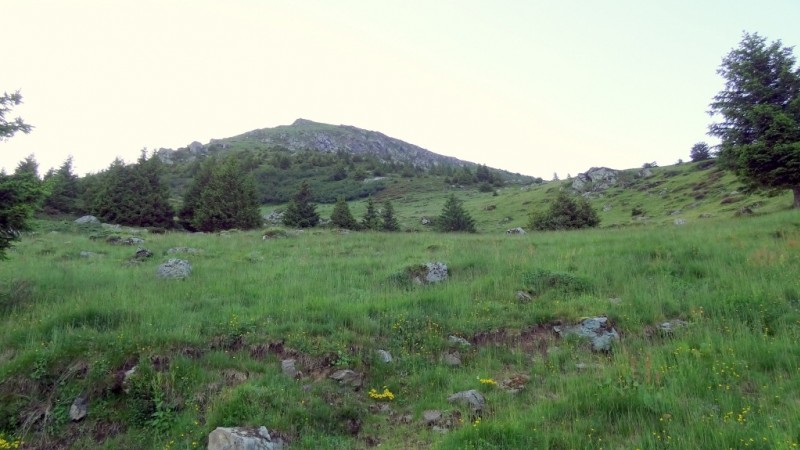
[{"xmin": 1, "ymin": 206, "xmax": 799, "ymax": 448}]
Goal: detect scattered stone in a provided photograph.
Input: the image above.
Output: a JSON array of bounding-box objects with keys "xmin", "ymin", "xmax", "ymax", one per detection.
[
  {"xmin": 281, "ymin": 359, "xmax": 302, "ymax": 379},
  {"xmin": 448, "ymin": 335, "xmax": 471, "ymax": 347},
  {"xmin": 500, "ymin": 216, "xmax": 512, "ymax": 223},
  {"xmin": 658, "ymin": 319, "xmax": 689, "ymax": 335},
  {"xmin": 134, "ymin": 247, "xmax": 153, "ymax": 260},
  {"xmin": 423, "ymin": 262, "xmax": 448, "ymax": 283},
  {"xmin": 376, "ymin": 350, "xmax": 393, "ymax": 363},
  {"xmin": 575, "ymin": 362, "xmax": 602, "ymax": 370},
  {"xmin": 79, "ymin": 251, "xmax": 97, "ymax": 258},
  {"xmin": 515, "ymin": 291, "xmax": 533, "ymax": 303},
  {"xmin": 500, "ymin": 374, "xmax": 531, "ymax": 394},
  {"xmin": 420, "ymin": 217, "xmax": 432, "ymax": 225},
  {"xmin": 69, "ymin": 396, "xmax": 88, "ymax": 421},
  {"xmin": 505, "ymin": 227, "xmax": 526, "ymax": 235},
  {"xmin": 329, "ymin": 369, "xmax": 363, "ymax": 388},
  {"xmin": 207, "ymin": 426, "xmax": 284, "ymax": 450},
  {"xmin": 572, "ymin": 167, "xmax": 620, "ymax": 192},
  {"xmin": 423, "ymin": 410, "xmax": 443, "ymax": 426},
  {"xmin": 602, "ymin": 204, "xmax": 613, "ymax": 212},
  {"xmin": 737, "ymin": 206, "xmax": 754, "ymax": 216},
  {"xmin": 262, "ymin": 229, "xmax": 289, "ymax": 240},
  {"xmin": 108, "ymin": 236, "xmax": 145, "ymax": 246},
  {"xmin": 221, "ymin": 369, "xmax": 249, "ymax": 385},
  {"xmin": 442, "ymin": 352, "xmax": 461, "ymax": 367},
  {"xmin": 674, "ymin": 218, "xmax": 686, "ymax": 225},
  {"xmin": 608, "ymin": 297, "xmax": 622, "ymax": 305},
  {"xmin": 264, "ymin": 210, "xmax": 285, "ymax": 225},
  {"xmin": 448, "ymin": 389, "xmax": 485, "ymax": 412},
  {"xmin": 553, "ymin": 317, "xmax": 619, "ymax": 352},
  {"xmin": 698, "ymin": 213, "xmax": 713, "ymax": 219},
  {"xmin": 669, "ymin": 209, "xmax": 683, "ymax": 216},
  {"xmin": 156, "ymin": 259, "xmax": 191, "ymax": 279},
  {"xmin": 122, "ymin": 366, "xmax": 137, "ymax": 394},
  {"xmin": 74, "ymin": 215, "xmax": 100, "ymax": 225},
  {"xmin": 167, "ymin": 247, "xmax": 202, "ymax": 254}
]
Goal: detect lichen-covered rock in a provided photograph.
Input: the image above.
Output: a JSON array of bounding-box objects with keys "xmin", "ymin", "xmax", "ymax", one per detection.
[
  {"xmin": 553, "ymin": 317, "xmax": 619, "ymax": 352},
  {"xmin": 156, "ymin": 259, "xmax": 191, "ymax": 279},
  {"xmin": 69, "ymin": 396, "xmax": 88, "ymax": 421},
  {"xmin": 448, "ymin": 389, "xmax": 485, "ymax": 412},
  {"xmin": 281, "ymin": 359, "xmax": 302, "ymax": 379},
  {"xmin": 329, "ymin": 369, "xmax": 363, "ymax": 388},
  {"xmin": 505, "ymin": 227, "xmax": 526, "ymax": 235},
  {"xmin": 424, "ymin": 262, "xmax": 448, "ymax": 283},
  {"xmin": 207, "ymin": 426, "xmax": 284, "ymax": 450},
  {"xmin": 74, "ymin": 215, "xmax": 100, "ymax": 225}
]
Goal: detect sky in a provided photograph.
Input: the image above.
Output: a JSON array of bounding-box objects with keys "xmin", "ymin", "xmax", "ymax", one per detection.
[{"xmin": 2, "ymin": 1, "xmax": 800, "ymax": 179}]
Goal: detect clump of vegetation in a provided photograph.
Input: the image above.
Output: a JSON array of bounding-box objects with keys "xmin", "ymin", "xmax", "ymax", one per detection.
[
  {"xmin": 330, "ymin": 197, "xmax": 359, "ymax": 230},
  {"xmin": 528, "ymin": 191, "xmax": 599, "ymax": 231},
  {"xmin": 437, "ymin": 194, "xmax": 476, "ymax": 232},
  {"xmin": 521, "ymin": 268, "xmax": 592, "ymax": 296},
  {"xmin": 283, "ymin": 181, "xmax": 320, "ymax": 228}
]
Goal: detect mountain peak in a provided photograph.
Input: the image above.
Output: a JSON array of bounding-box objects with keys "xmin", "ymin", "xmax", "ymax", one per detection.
[{"xmin": 291, "ymin": 118, "xmax": 320, "ymax": 127}]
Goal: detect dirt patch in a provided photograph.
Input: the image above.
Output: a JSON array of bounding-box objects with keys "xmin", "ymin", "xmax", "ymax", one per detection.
[
  {"xmin": 472, "ymin": 324, "xmax": 556, "ymax": 357},
  {"xmin": 250, "ymin": 340, "xmax": 337, "ymax": 380}
]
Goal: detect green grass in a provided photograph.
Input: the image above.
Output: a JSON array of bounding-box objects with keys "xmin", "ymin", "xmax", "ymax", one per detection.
[{"xmin": 1, "ymin": 204, "xmax": 800, "ymax": 448}]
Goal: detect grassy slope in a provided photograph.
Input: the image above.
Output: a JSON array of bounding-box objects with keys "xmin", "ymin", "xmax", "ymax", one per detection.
[{"xmin": 1, "ymin": 199, "xmax": 800, "ymax": 448}]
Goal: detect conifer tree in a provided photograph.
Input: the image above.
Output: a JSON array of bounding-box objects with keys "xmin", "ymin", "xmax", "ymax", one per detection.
[
  {"xmin": 190, "ymin": 158, "xmax": 262, "ymax": 231},
  {"xmin": 331, "ymin": 197, "xmax": 358, "ymax": 229},
  {"xmin": 1, "ymin": 157, "xmax": 43, "ymax": 258},
  {"xmin": 361, "ymin": 197, "xmax": 381, "ymax": 230},
  {"xmin": 179, "ymin": 158, "xmax": 215, "ymax": 230},
  {"xmin": 283, "ymin": 181, "xmax": 319, "ymax": 228},
  {"xmin": 436, "ymin": 194, "xmax": 476, "ymax": 232},
  {"xmin": 381, "ymin": 200, "xmax": 400, "ymax": 231},
  {"xmin": 43, "ymin": 156, "xmax": 81, "ymax": 214}
]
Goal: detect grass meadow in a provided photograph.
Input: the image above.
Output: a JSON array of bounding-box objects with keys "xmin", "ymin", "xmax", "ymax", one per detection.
[{"xmin": 1, "ymin": 209, "xmax": 799, "ymax": 449}]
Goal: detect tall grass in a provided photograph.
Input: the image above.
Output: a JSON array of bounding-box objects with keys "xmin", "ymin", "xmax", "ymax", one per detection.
[{"xmin": 1, "ymin": 211, "xmax": 799, "ymax": 448}]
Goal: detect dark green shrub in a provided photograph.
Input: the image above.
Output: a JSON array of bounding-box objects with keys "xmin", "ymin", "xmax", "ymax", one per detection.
[{"xmin": 528, "ymin": 191, "xmax": 599, "ymax": 231}]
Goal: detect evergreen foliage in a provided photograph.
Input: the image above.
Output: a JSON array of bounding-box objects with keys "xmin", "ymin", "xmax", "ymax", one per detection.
[
  {"xmin": 1, "ymin": 159, "xmax": 43, "ymax": 258},
  {"xmin": 709, "ymin": 32, "xmax": 800, "ymax": 208},
  {"xmin": 436, "ymin": 194, "xmax": 476, "ymax": 232},
  {"xmin": 283, "ymin": 181, "xmax": 319, "ymax": 228},
  {"xmin": 180, "ymin": 158, "xmax": 262, "ymax": 232},
  {"xmin": 0, "ymin": 91, "xmax": 32, "ymax": 140},
  {"xmin": 381, "ymin": 200, "xmax": 400, "ymax": 231},
  {"xmin": 690, "ymin": 142, "xmax": 712, "ymax": 162},
  {"xmin": 92, "ymin": 153, "xmax": 175, "ymax": 228},
  {"xmin": 361, "ymin": 197, "xmax": 382, "ymax": 230},
  {"xmin": 43, "ymin": 156, "xmax": 81, "ymax": 215},
  {"xmin": 528, "ymin": 191, "xmax": 600, "ymax": 231},
  {"xmin": 330, "ymin": 197, "xmax": 358, "ymax": 229}
]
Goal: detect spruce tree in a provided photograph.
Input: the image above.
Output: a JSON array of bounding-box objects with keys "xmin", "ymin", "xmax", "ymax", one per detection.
[
  {"xmin": 283, "ymin": 181, "xmax": 319, "ymax": 228},
  {"xmin": 179, "ymin": 158, "xmax": 215, "ymax": 230},
  {"xmin": 381, "ymin": 200, "xmax": 400, "ymax": 231},
  {"xmin": 331, "ymin": 197, "xmax": 358, "ymax": 229},
  {"xmin": 436, "ymin": 194, "xmax": 476, "ymax": 232},
  {"xmin": 361, "ymin": 197, "xmax": 381, "ymax": 230},
  {"xmin": 185, "ymin": 158, "xmax": 262, "ymax": 232},
  {"xmin": 43, "ymin": 156, "xmax": 81, "ymax": 215}
]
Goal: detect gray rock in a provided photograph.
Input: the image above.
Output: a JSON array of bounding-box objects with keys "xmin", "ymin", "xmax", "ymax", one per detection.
[
  {"xmin": 281, "ymin": 359, "xmax": 302, "ymax": 379},
  {"xmin": 79, "ymin": 251, "xmax": 96, "ymax": 258},
  {"xmin": 505, "ymin": 227, "xmax": 526, "ymax": 235},
  {"xmin": 698, "ymin": 213, "xmax": 713, "ymax": 219},
  {"xmin": 442, "ymin": 352, "xmax": 461, "ymax": 366},
  {"xmin": 264, "ymin": 210, "xmax": 284, "ymax": 225},
  {"xmin": 553, "ymin": 317, "xmax": 619, "ymax": 352},
  {"xmin": 69, "ymin": 396, "xmax": 88, "ymax": 421},
  {"xmin": 448, "ymin": 389, "xmax": 485, "ymax": 412},
  {"xmin": 602, "ymin": 204, "xmax": 613, "ymax": 212},
  {"xmin": 659, "ymin": 319, "xmax": 689, "ymax": 334},
  {"xmin": 156, "ymin": 259, "xmax": 191, "ymax": 279},
  {"xmin": 572, "ymin": 167, "xmax": 619, "ymax": 192},
  {"xmin": 207, "ymin": 426, "xmax": 284, "ymax": 450},
  {"xmin": 74, "ymin": 215, "xmax": 100, "ymax": 225},
  {"xmin": 500, "ymin": 374, "xmax": 531, "ymax": 394},
  {"xmin": 134, "ymin": 247, "xmax": 153, "ymax": 259},
  {"xmin": 516, "ymin": 291, "xmax": 533, "ymax": 303},
  {"xmin": 329, "ymin": 369, "xmax": 362, "ymax": 388},
  {"xmin": 376, "ymin": 350, "xmax": 393, "ymax": 363},
  {"xmin": 674, "ymin": 218, "xmax": 686, "ymax": 225},
  {"xmin": 423, "ymin": 410, "xmax": 443, "ymax": 426},
  {"xmin": 167, "ymin": 247, "xmax": 202, "ymax": 254},
  {"xmin": 448, "ymin": 335, "xmax": 471, "ymax": 347},
  {"xmin": 421, "ymin": 217, "xmax": 432, "ymax": 225},
  {"xmin": 424, "ymin": 262, "xmax": 448, "ymax": 283}
]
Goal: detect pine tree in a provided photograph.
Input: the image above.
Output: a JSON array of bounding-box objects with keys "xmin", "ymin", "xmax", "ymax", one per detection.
[
  {"xmin": 361, "ymin": 197, "xmax": 381, "ymax": 230},
  {"xmin": 381, "ymin": 200, "xmax": 400, "ymax": 231},
  {"xmin": 43, "ymin": 156, "xmax": 81, "ymax": 215},
  {"xmin": 1, "ymin": 158, "xmax": 43, "ymax": 258},
  {"xmin": 436, "ymin": 194, "xmax": 476, "ymax": 232},
  {"xmin": 331, "ymin": 197, "xmax": 358, "ymax": 229},
  {"xmin": 283, "ymin": 181, "xmax": 319, "ymax": 228},
  {"xmin": 184, "ymin": 158, "xmax": 262, "ymax": 232}
]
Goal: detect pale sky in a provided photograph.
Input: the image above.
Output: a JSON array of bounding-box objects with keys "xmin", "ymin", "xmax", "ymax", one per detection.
[{"xmin": 2, "ymin": 1, "xmax": 799, "ymax": 179}]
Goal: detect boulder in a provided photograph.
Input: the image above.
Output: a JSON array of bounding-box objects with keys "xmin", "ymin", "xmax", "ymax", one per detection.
[
  {"xmin": 515, "ymin": 291, "xmax": 533, "ymax": 303},
  {"xmin": 448, "ymin": 335, "xmax": 471, "ymax": 347},
  {"xmin": 79, "ymin": 251, "xmax": 97, "ymax": 258},
  {"xmin": 554, "ymin": 317, "xmax": 619, "ymax": 352},
  {"xmin": 74, "ymin": 215, "xmax": 100, "ymax": 225},
  {"xmin": 422, "ymin": 410, "xmax": 443, "ymax": 426},
  {"xmin": 281, "ymin": 359, "xmax": 302, "ymax": 379},
  {"xmin": 423, "ymin": 262, "xmax": 448, "ymax": 283},
  {"xmin": 264, "ymin": 210, "xmax": 285, "ymax": 225},
  {"xmin": 505, "ymin": 227, "xmax": 526, "ymax": 235},
  {"xmin": 156, "ymin": 259, "xmax": 191, "ymax": 279},
  {"xmin": 69, "ymin": 396, "xmax": 88, "ymax": 421},
  {"xmin": 658, "ymin": 319, "xmax": 689, "ymax": 335},
  {"xmin": 572, "ymin": 167, "xmax": 619, "ymax": 192},
  {"xmin": 674, "ymin": 218, "xmax": 686, "ymax": 225},
  {"xmin": 329, "ymin": 369, "xmax": 363, "ymax": 388},
  {"xmin": 442, "ymin": 352, "xmax": 461, "ymax": 367},
  {"xmin": 167, "ymin": 247, "xmax": 202, "ymax": 254},
  {"xmin": 376, "ymin": 350, "xmax": 393, "ymax": 363},
  {"xmin": 134, "ymin": 247, "xmax": 153, "ymax": 259},
  {"xmin": 447, "ymin": 389, "xmax": 485, "ymax": 412},
  {"xmin": 207, "ymin": 426, "xmax": 284, "ymax": 450},
  {"xmin": 420, "ymin": 217, "xmax": 432, "ymax": 225}
]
